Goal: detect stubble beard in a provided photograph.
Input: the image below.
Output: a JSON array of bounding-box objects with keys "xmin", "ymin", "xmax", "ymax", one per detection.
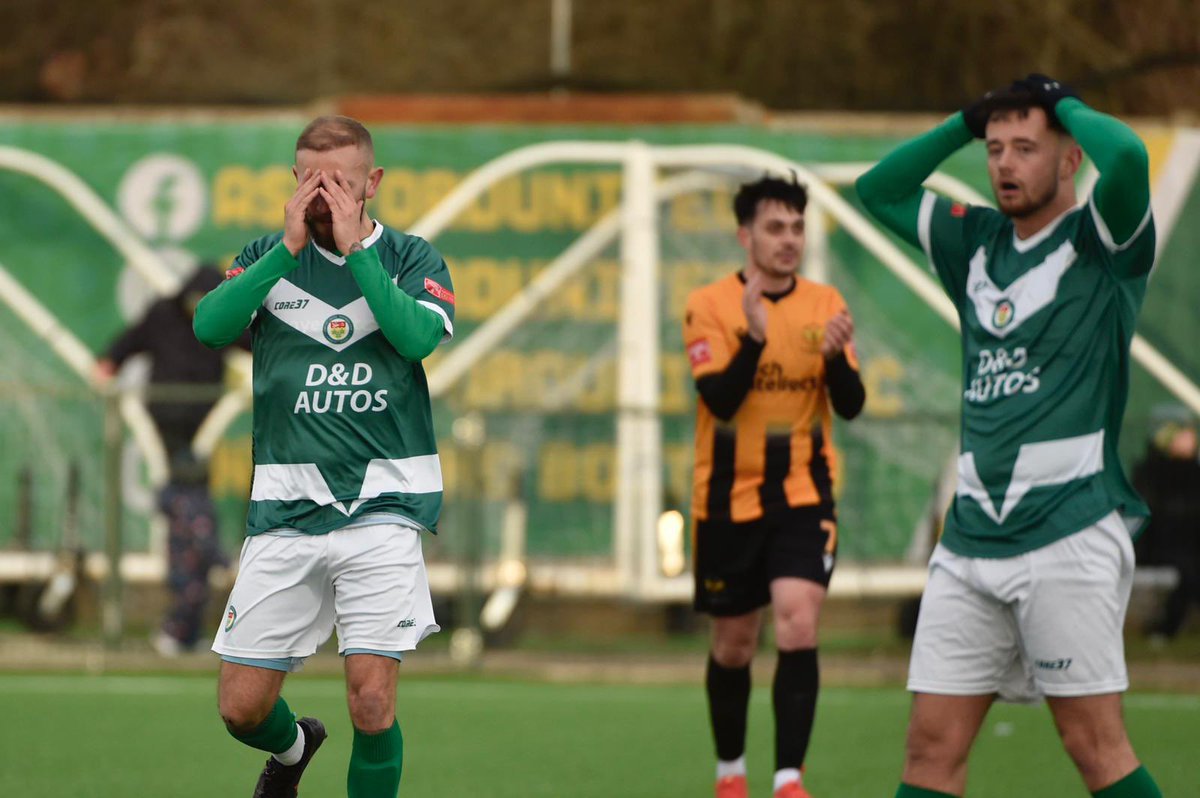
[
  {"xmin": 306, "ymin": 190, "xmax": 368, "ymax": 251},
  {"xmin": 752, "ymin": 246, "xmax": 798, "ymax": 280},
  {"xmin": 997, "ymin": 176, "xmax": 1060, "ymax": 220},
  {"xmin": 306, "ymin": 219, "xmax": 336, "ymax": 251}
]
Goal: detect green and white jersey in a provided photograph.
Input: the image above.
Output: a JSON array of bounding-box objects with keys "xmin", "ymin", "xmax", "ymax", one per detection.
[
  {"xmin": 231, "ymin": 223, "xmax": 455, "ymax": 536},
  {"xmin": 919, "ymin": 191, "xmax": 1154, "ymax": 556}
]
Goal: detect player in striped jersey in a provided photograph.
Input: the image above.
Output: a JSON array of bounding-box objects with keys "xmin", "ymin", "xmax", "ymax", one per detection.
[
  {"xmin": 858, "ymin": 75, "xmax": 1162, "ymax": 798},
  {"xmin": 685, "ymin": 176, "xmax": 866, "ymax": 798}
]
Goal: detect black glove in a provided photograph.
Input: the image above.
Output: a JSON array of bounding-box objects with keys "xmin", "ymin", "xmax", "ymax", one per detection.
[
  {"xmin": 1014, "ymin": 73, "xmax": 1081, "ymax": 118},
  {"xmin": 962, "ymin": 89, "xmax": 998, "ymax": 139}
]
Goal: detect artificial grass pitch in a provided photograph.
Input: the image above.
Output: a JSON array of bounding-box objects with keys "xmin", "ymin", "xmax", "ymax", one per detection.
[{"xmin": 0, "ymin": 674, "xmax": 1196, "ymax": 797}]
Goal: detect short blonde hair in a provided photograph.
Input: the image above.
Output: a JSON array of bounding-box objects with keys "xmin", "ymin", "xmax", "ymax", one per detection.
[{"xmin": 295, "ymin": 115, "xmax": 374, "ymax": 158}]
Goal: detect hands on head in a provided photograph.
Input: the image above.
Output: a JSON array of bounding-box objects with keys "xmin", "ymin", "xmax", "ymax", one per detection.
[
  {"xmin": 962, "ymin": 73, "xmax": 1081, "ymax": 139},
  {"xmin": 282, "ymin": 168, "xmax": 367, "ymax": 257}
]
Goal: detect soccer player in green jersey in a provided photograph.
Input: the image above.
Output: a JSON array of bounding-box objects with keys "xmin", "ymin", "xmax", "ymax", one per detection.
[
  {"xmin": 856, "ymin": 75, "xmax": 1163, "ymax": 798},
  {"xmin": 194, "ymin": 116, "xmax": 455, "ymax": 798}
]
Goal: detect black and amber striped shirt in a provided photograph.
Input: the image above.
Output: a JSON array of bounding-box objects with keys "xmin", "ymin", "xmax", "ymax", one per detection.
[{"xmin": 684, "ymin": 272, "xmax": 864, "ymax": 523}]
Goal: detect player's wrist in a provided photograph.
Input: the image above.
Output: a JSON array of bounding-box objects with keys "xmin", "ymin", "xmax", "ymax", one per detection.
[{"xmin": 282, "ymin": 234, "xmax": 306, "ymax": 257}]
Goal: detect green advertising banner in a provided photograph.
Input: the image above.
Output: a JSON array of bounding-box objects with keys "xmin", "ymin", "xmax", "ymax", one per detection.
[{"xmin": 0, "ymin": 115, "xmax": 1195, "ymax": 565}]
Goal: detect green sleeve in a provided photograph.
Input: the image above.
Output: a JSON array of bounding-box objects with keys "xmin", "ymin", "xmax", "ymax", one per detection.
[
  {"xmin": 855, "ymin": 113, "xmax": 974, "ymax": 249},
  {"xmin": 193, "ymin": 242, "xmax": 296, "ymax": 348},
  {"xmin": 1055, "ymin": 97, "xmax": 1151, "ymax": 247},
  {"xmin": 346, "ymin": 247, "xmax": 445, "ymax": 361}
]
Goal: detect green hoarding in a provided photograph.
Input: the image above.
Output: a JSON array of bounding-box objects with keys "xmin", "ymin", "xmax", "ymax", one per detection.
[{"xmin": 0, "ymin": 116, "xmax": 1195, "ymax": 564}]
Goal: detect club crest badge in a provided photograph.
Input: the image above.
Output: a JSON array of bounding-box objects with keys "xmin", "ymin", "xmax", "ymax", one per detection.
[
  {"xmin": 323, "ymin": 314, "xmax": 354, "ymax": 344},
  {"xmin": 225, "ymin": 606, "xmax": 237, "ymax": 632},
  {"xmin": 993, "ymin": 299, "xmax": 1015, "ymax": 329}
]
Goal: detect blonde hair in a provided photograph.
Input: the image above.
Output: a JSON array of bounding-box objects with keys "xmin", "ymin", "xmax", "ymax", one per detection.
[{"xmin": 295, "ymin": 115, "xmax": 374, "ymax": 159}]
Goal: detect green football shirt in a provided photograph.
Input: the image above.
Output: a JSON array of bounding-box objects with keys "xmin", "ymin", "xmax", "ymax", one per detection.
[
  {"xmin": 197, "ymin": 222, "xmax": 455, "ymax": 536},
  {"xmin": 919, "ymin": 191, "xmax": 1153, "ymax": 556},
  {"xmin": 857, "ymin": 99, "xmax": 1155, "ymax": 557}
]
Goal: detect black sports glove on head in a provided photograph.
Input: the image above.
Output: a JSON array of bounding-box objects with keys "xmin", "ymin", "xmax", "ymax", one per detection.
[
  {"xmin": 1013, "ymin": 73, "xmax": 1082, "ymax": 119},
  {"xmin": 962, "ymin": 73, "xmax": 1081, "ymax": 138},
  {"xmin": 962, "ymin": 89, "xmax": 998, "ymax": 139}
]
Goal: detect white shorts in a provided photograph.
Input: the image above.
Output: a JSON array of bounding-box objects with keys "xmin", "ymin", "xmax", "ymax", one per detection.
[
  {"xmin": 908, "ymin": 510, "xmax": 1135, "ymax": 702},
  {"xmin": 212, "ymin": 521, "xmax": 440, "ymax": 671}
]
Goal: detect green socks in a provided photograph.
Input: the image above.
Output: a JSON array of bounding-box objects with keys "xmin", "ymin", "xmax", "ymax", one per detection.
[
  {"xmin": 893, "ymin": 765, "xmax": 1162, "ymax": 798},
  {"xmin": 348, "ymin": 721, "xmax": 404, "ymax": 798},
  {"xmin": 895, "ymin": 786, "xmax": 957, "ymax": 798},
  {"xmin": 230, "ymin": 696, "xmax": 299, "ymax": 754},
  {"xmin": 1093, "ymin": 766, "xmax": 1163, "ymax": 797}
]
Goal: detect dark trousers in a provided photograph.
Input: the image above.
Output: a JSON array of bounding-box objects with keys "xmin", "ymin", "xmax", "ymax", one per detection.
[{"xmin": 158, "ymin": 483, "xmax": 225, "ymax": 647}]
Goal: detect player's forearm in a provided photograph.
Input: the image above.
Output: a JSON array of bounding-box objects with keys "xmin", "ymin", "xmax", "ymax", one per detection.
[
  {"xmin": 1055, "ymin": 97, "xmax": 1150, "ymax": 243},
  {"xmin": 695, "ymin": 334, "xmax": 764, "ymax": 421},
  {"xmin": 193, "ymin": 242, "xmax": 296, "ymax": 348},
  {"xmin": 346, "ymin": 248, "xmax": 445, "ymax": 361},
  {"xmin": 856, "ymin": 114, "xmax": 973, "ymax": 247},
  {"xmin": 825, "ymin": 352, "xmax": 865, "ymax": 420}
]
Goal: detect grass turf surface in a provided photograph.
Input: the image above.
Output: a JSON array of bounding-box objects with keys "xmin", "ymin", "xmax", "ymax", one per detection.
[{"xmin": 1, "ymin": 673, "xmax": 1196, "ymax": 797}]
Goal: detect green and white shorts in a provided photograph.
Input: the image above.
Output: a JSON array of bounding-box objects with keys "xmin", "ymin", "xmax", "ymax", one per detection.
[
  {"xmin": 908, "ymin": 510, "xmax": 1135, "ymax": 702},
  {"xmin": 212, "ymin": 519, "xmax": 440, "ymax": 671}
]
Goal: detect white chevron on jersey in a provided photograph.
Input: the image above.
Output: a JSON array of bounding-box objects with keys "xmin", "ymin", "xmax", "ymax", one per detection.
[
  {"xmin": 251, "ymin": 456, "xmax": 443, "ymax": 517},
  {"xmin": 261, "ymin": 276, "xmax": 400, "ymax": 352},
  {"xmin": 956, "ymin": 430, "xmax": 1105, "ymax": 524},
  {"xmin": 966, "ymin": 239, "xmax": 1077, "ymax": 339}
]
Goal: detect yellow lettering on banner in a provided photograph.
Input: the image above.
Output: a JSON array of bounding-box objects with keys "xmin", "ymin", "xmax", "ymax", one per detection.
[
  {"xmin": 593, "ymin": 172, "xmax": 623, "ymax": 218},
  {"xmin": 460, "ymin": 347, "xmax": 715, "ymax": 415},
  {"xmin": 580, "ymin": 444, "xmax": 615, "ymax": 502},
  {"xmin": 373, "ymin": 169, "xmax": 418, "ymax": 229},
  {"xmin": 373, "ymin": 169, "xmax": 460, "ymax": 230},
  {"xmin": 442, "ymin": 442, "xmax": 524, "ymax": 499},
  {"xmin": 440, "ymin": 447, "xmax": 459, "ymax": 495},
  {"xmin": 535, "ymin": 442, "xmax": 616, "ymax": 502},
  {"xmin": 209, "ymin": 436, "xmax": 252, "ymax": 497},
  {"xmin": 258, "ymin": 167, "xmax": 295, "ymax": 226},
  {"xmin": 372, "ymin": 167, "xmax": 627, "ymax": 233},
  {"xmin": 212, "ymin": 167, "xmax": 256, "ymax": 227},
  {"xmin": 462, "ymin": 176, "xmax": 506, "ymax": 231},
  {"xmin": 863, "ymin": 355, "xmax": 904, "ymax": 418},
  {"xmin": 546, "ymin": 261, "xmax": 620, "ymax": 322},
  {"xmin": 459, "ymin": 350, "xmax": 610, "ymax": 413},
  {"xmin": 665, "ymin": 260, "xmax": 740, "ymax": 321},
  {"xmin": 447, "ymin": 439, "xmax": 696, "ymax": 505},
  {"xmin": 544, "ymin": 172, "xmax": 597, "ymax": 230},
  {"xmin": 448, "ymin": 257, "xmax": 526, "ymax": 321},
  {"xmin": 662, "ymin": 444, "xmax": 694, "ymax": 508},
  {"xmin": 211, "ymin": 166, "xmax": 296, "ymax": 228},
  {"xmin": 667, "ymin": 188, "xmax": 737, "ymax": 232},
  {"xmin": 660, "ymin": 354, "xmax": 692, "ymax": 415},
  {"xmin": 539, "ymin": 441, "xmax": 578, "ymax": 501}
]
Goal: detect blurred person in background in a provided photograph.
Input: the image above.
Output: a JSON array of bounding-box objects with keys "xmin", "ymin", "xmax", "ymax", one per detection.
[
  {"xmin": 195, "ymin": 115, "xmax": 454, "ymax": 798},
  {"xmin": 858, "ymin": 74, "xmax": 1163, "ymax": 798},
  {"xmin": 683, "ymin": 175, "xmax": 865, "ymax": 798},
  {"xmin": 1133, "ymin": 408, "xmax": 1200, "ymax": 641},
  {"xmin": 94, "ymin": 266, "xmax": 245, "ymax": 656}
]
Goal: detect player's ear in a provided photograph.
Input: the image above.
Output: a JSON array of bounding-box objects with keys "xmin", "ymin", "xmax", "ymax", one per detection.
[
  {"xmin": 736, "ymin": 224, "xmax": 752, "ymax": 252},
  {"xmin": 292, "ymin": 164, "xmax": 300, "ymax": 182},
  {"xmin": 1060, "ymin": 139, "xmax": 1083, "ymax": 181},
  {"xmin": 365, "ymin": 166, "xmax": 384, "ymax": 200}
]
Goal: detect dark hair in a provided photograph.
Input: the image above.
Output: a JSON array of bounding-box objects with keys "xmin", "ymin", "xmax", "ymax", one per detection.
[
  {"xmin": 980, "ymin": 88, "xmax": 1068, "ymax": 134},
  {"xmin": 733, "ymin": 175, "xmax": 808, "ymax": 225},
  {"xmin": 295, "ymin": 115, "xmax": 374, "ymax": 157}
]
